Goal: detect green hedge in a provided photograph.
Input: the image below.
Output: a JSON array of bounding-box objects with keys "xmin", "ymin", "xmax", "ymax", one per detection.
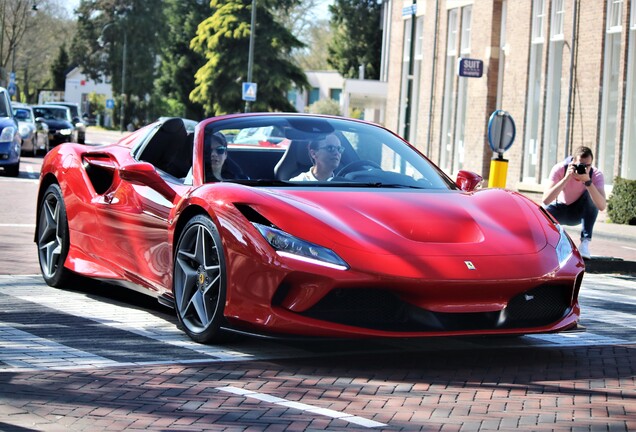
[{"xmin": 607, "ymin": 177, "xmax": 636, "ymax": 225}]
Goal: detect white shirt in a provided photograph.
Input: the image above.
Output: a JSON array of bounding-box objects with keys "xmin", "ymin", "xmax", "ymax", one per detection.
[{"xmin": 289, "ymin": 169, "xmax": 333, "ymax": 181}]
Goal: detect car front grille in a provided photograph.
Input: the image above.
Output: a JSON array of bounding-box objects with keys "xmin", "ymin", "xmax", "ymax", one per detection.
[{"xmin": 297, "ymin": 284, "xmax": 573, "ymax": 332}]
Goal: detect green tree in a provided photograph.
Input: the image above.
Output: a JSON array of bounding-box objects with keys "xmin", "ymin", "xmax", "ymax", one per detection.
[
  {"xmin": 190, "ymin": 0, "xmax": 309, "ymax": 115},
  {"xmin": 295, "ymin": 21, "xmax": 332, "ymax": 70},
  {"xmin": 11, "ymin": 1, "xmax": 76, "ymax": 103},
  {"xmin": 50, "ymin": 45, "xmax": 70, "ymax": 90},
  {"xmin": 70, "ymin": 0, "xmax": 165, "ymax": 127},
  {"xmin": 154, "ymin": 0, "xmax": 209, "ymax": 120},
  {"xmin": 328, "ymin": 0, "xmax": 382, "ymax": 79},
  {"xmin": 274, "ymin": 0, "xmax": 332, "ymax": 71}
]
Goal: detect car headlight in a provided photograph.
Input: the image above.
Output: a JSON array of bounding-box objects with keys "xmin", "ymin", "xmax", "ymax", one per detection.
[
  {"xmin": 0, "ymin": 126, "xmax": 15, "ymax": 142},
  {"xmin": 59, "ymin": 128, "xmax": 72, "ymax": 135},
  {"xmin": 18, "ymin": 124, "xmax": 31, "ymax": 138},
  {"xmin": 253, "ymin": 223, "xmax": 349, "ymax": 270},
  {"xmin": 555, "ymin": 224, "xmax": 573, "ymax": 267}
]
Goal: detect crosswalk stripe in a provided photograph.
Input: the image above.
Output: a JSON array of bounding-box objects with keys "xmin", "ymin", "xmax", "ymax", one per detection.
[
  {"xmin": 0, "ymin": 322, "xmax": 122, "ymax": 371},
  {"xmin": 0, "ymin": 274, "xmax": 635, "ymax": 371}
]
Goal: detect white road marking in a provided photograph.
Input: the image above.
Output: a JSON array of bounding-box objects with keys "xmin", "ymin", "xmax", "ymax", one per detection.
[
  {"xmin": 0, "ymin": 275, "xmax": 307, "ymax": 369},
  {"xmin": 0, "ymin": 224, "xmax": 36, "ymax": 228},
  {"xmin": 217, "ymin": 386, "xmax": 388, "ymax": 428},
  {"xmin": 0, "ymin": 177, "xmax": 38, "ymax": 183},
  {"xmin": 25, "ymin": 165, "xmax": 38, "ymax": 179}
]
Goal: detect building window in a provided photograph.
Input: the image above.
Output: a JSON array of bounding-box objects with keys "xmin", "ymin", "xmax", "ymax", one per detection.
[
  {"xmin": 398, "ymin": 11, "xmax": 424, "ymax": 145},
  {"xmin": 452, "ymin": 5, "xmax": 472, "ymax": 174},
  {"xmin": 308, "ymin": 87, "xmax": 320, "ymax": 106},
  {"xmin": 622, "ymin": 4, "xmax": 635, "ymax": 179},
  {"xmin": 599, "ymin": 0, "xmax": 623, "ymax": 183},
  {"xmin": 330, "ymin": 88, "xmax": 342, "ymax": 102},
  {"xmin": 523, "ymin": 0, "xmax": 546, "ymax": 182},
  {"xmin": 380, "ymin": 0, "xmax": 392, "ymax": 82},
  {"xmin": 496, "ymin": 0, "xmax": 507, "ymax": 109},
  {"xmin": 439, "ymin": 8, "xmax": 459, "ymax": 172},
  {"xmin": 541, "ymin": 0, "xmax": 565, "ymax": 181},
  {"xmin": 287, "ymin": 89, "xmax": 297, "ymax": 106}
]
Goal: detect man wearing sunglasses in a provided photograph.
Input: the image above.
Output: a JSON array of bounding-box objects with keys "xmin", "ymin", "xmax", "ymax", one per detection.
[
  {"xmin": 542, "ymin": 146, "xmax": 606, "ymax": 259},
  {"xmin": 290, "ymin": 134, "xmax": 344, "ymax": 181}
]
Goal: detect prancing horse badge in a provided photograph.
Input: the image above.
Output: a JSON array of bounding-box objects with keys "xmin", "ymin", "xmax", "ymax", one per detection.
[{"xmin": 464, "ymin": 261, "xmax": 476, "ymax": 270}]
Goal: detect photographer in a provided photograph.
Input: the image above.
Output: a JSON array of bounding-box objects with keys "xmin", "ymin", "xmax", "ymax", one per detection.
[{"xmin": 542, "ymin": 146, "xmax": 606, "ymax": 259}]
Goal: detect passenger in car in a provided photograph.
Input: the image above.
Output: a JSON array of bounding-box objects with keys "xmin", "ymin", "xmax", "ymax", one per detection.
[
  {"xmin": 205, "ymin": 132, "xmax": 248, "ymax": 182},
  {"xmin": 290, "ymin": 134, "xmax": 343, "ymax": 181}
]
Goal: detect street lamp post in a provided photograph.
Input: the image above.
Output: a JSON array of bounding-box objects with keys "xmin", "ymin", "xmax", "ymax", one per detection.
[
  {"xmin": 120, "ymin": 30, "xmax": 127, "ymax": 133},
  {"xmin": 100, "ymin": 22, "xmax": 127, "ymax": 132},
  {"xmin": 245, "ymin": 0, "xmax": 256, "ymax": 113}
]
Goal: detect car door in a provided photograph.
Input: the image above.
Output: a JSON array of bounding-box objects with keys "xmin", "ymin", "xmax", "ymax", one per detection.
[{"xmin": 89, "ymin": 153, "xmax": 189, "ymax": 294}]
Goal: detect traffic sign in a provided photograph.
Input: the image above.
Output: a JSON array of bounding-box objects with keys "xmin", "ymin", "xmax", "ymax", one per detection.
[
  {"xmin": 242, "ymin": 82, "xmax": 257, "ymax": 102},
  {"xmin": 106, "ymin": 99, "xmax": 115, "ymax": 109},
  {"xmin": 7, "ymin": 82, "xmax": 16, "ymax": 96}
]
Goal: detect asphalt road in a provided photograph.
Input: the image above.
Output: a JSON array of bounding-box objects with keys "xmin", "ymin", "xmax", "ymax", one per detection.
[{"xmin": 0, "ymin": 128, "xmax": 635, "ymax": 431}]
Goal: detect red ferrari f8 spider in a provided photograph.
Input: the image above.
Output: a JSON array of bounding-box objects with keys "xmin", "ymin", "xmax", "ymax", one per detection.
[{"xmin": 35, "ymin": 114, "xmax": 585, "ymax": 343}]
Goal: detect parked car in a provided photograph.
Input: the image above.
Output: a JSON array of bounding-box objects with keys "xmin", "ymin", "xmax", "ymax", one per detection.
[
  {"xmin": 32, "ymin": 105, "xmax": 78, "ymax": 146},
  {"xmin": 0, "ymin": 87, "xmax": 21, "ymax": 176},
  {"xmin": 45, "ymin": 101, "xmax": 86, "ymax": 144},
  {"xmin": 13, "ymin": 103, "xmax": 49, "ymax": 156},
  {"xmin": 36, "ymin": 114, "xmax": 585, "ymax": 344},
  {"xmin": 232, "ymin": 125, "xmax": 290, "ymax": 146}
]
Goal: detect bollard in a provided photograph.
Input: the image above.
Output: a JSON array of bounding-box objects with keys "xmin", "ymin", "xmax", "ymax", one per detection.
[{"xmin": 488, "ymin": 155, "xmax": 509, "ymax": 188}]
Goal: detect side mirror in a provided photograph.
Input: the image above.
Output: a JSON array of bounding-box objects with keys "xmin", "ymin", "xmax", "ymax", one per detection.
[
  {"xmin": 119, "ymin": 162, "xmax": 176, "ymax": 201},
  {"xmin": 35, "ymin": 117, "xmax": 45, "ymax": 123},
  {"xmin": 455, "ymin": 170, "xmax": 483, "ymax": 192}
]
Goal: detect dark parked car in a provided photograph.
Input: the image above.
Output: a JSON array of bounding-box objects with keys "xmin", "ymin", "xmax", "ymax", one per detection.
[
  {"xmin": 33, "ymin": 105, "xmax": 78, "ymax": 146},
  {"xmin": 0, "ymin": 87, "xmax": 21, "ymax": 176},
  {"xmin": 45, "ymin": 101, "xmax": 86, "ymax": 144}
]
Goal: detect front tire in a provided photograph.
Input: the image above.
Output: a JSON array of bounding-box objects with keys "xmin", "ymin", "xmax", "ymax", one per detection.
[
  {"xmin": 5, "ymin": 162, "xmax": 19, "ymax": 177},
  {"xmin": 37, "ymin": 184, "xmax": 73, "ymax": 287},
  {"xmin": 173, "ymin": 215, "xmax": 227, "ymax": 343}
]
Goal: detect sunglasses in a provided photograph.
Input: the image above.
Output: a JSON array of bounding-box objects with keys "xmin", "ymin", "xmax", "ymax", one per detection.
[
  {"xmin": 317, "ymin": 145, "xmax": 344, "ymax": 154},
  {"xmin": 211, "ymin": 146, "xmax": 227, "ymax": 155}
]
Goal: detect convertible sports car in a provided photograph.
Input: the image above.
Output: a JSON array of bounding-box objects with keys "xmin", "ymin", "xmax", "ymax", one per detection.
[{"xmin": 36, "ymin": 114, "xmax": 585, "ymax": 344}]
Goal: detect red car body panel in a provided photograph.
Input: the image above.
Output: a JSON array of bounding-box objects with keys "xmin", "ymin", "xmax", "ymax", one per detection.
[{"xmin": 36, "ymin": 114, "xmax": 585, "ymax": 340}]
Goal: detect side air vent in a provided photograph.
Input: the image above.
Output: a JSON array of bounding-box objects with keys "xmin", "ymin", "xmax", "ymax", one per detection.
[
  {"xmin": 234, "ymin": 204, "xmax": 274, "ymax": 226},
  {"xmin": 83, "ymin": 154, "xmax": 116, "ymax": 195}
]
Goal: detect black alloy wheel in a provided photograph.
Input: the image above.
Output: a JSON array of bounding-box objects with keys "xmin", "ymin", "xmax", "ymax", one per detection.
[
  {"xmin": 173, "ymin": 215, "xmax": 227, "ymax": 343},
  {"xmin": 37, "ymin": 184, "xmax": 73, "ymax": 286}
]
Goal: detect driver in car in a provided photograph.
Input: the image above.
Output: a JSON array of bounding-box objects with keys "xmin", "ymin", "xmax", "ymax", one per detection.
[{"xmin": 290, "ymin": 134, "xmax": 344, "ymax": 181}]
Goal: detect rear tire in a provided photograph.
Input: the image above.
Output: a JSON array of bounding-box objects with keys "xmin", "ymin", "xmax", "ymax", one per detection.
[{"xmin": 37, "ymin": 184, "xmax": 74, "ymax": 287}]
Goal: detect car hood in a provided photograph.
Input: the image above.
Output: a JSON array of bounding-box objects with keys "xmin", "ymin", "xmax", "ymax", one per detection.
[{"xmin": 251, "ymin": 187, "xmax": 550, "ymax": 257}]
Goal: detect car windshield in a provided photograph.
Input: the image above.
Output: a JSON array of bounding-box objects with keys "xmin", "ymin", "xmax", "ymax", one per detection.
[
  {"xmin": 34, "ymin": 107, "xmax": 70, "ymax": 121},
  {"xmin": 205, "ymin": 116, "xmax": 455, "ymax": 189}
]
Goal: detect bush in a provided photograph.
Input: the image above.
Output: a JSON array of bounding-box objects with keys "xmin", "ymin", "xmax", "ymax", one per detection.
[
  {"xmin": 306, "ymin": 98, "xmax": 341, "ymax": 116},
  {"xmin": 607, "ymin": 177, "xmax": 636, "ymax": 225}
]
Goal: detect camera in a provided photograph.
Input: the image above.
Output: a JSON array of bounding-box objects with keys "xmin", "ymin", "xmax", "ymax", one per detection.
[{"xmin": 574, "ymin": 163, "xmax": 587, "ymax": 174}]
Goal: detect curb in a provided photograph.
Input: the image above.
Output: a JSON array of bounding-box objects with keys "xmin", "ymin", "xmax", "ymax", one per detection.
[{"xmin": 584, "ymin": 257, "xmax": 636, "ymax": 275}]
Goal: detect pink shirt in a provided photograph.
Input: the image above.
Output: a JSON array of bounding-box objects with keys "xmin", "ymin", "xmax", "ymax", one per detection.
[{"xmin": 548, "ymin": 163, "xmax": 605, "ymax": 205}]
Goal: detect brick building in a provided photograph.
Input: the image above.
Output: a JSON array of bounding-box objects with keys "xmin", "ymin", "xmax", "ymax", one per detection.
[{"xmin": 384, "ymin": 0, "xmax": 636, "ymax": 193}]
